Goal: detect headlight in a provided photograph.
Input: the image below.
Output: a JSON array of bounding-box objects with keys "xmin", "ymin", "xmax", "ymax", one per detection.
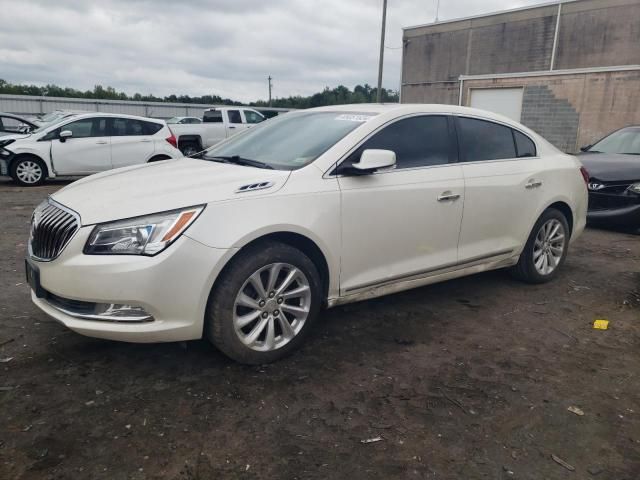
[
  {"xmin": 84, "ymin": 205, "xmax": 204, "ymax": 256},
  {"xmin": 627, "ymin": 183, "xmax": 640, "ymax": 195}
]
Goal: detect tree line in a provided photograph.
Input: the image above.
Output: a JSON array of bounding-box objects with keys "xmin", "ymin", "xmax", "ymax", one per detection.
[{"xmin": 0, "ymin": 79, "xmax": 399, "ymax": 109}]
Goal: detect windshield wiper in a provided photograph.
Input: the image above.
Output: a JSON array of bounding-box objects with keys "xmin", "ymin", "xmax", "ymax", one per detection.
[{"xmin": 207, "ymin": 155, "xmax": 274, "ymax": 170}]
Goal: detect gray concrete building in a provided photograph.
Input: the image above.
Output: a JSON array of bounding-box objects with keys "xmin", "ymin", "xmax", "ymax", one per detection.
[{"xmin": 401, "ymin": 0, "xmax": 640, "ymax": 152}]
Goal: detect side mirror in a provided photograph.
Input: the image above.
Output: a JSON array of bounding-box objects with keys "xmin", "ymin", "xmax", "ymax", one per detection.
[
  {"xmin": 352, "ymin": 149, "xmax": 396, "ymax": 173},
  {"xmin": 59, "ymin": 130, "xmax": 73, "ymax": 142},
  {"xmin": 580, "ymin": 145, "xmax": 591, "ymax": 152}
]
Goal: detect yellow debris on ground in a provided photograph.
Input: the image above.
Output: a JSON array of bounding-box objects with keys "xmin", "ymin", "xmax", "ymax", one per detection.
[{"xmin": 593, "ymin": 319, "xmax": 609, "ymax": 330}]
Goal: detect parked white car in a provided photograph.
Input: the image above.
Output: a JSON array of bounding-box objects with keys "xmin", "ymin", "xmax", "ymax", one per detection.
[
  {"xmin": 170, "ymin": 107, "xmax": 266, "ymax": 156},
  {"xmin": 26, "ymin": 104, "xmax": 588, "ymax": 364},
  {"xmin": 166, "ymin": 116, "xmax": 202, "ymax": 124},
  {"xmin": 0, "ymin": 113, "xmax": 182, "ymax": 186}
]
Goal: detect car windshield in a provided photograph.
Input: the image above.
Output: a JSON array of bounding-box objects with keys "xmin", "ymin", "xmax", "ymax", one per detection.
[
  {"xmin": 166, "ymin": 117, "xmax": 180, "ymax": 124},
  {"xmin": 589, "ymin": 127, "xmax": 640, "ymax": 155},
  {"xmin": 202, "ymin": 111, "xmax": 377, "ymax": 170}
]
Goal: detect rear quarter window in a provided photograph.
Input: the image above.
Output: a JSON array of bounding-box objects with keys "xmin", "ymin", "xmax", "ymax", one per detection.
[
  {"xmin": 513, "ymin": 130, "xmax": 537, "ymax": 157},
  {"xmin": 143, "ymin": 121, "xmax": 163, "ymax": 135}
]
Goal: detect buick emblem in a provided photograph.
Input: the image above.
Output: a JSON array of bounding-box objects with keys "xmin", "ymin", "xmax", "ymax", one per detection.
[{"xmin": 588, "ymin": 183, "xmax": 605, "ymax": 191}]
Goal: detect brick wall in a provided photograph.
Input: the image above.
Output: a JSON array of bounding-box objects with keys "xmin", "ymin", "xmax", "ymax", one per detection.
[{"xmin": 461, "ymin": 70, "xmax": 640, "ymax": 152}]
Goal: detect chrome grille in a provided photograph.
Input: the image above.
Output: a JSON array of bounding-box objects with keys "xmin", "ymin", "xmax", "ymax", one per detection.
[{"xmin": 29, "ymin": 199, "xmax": 80, "ymax": 261}]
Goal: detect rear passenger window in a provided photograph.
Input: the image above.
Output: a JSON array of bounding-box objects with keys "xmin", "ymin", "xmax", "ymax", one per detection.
[
  {"xmin": 457, "ymin": 117, "xmax": 516, "ymax": 161},
  {"xmin": 111, "ymin": 118, "xmax": 147, "ymax": 136},
  {"xmin": 345, "ymin": 115, "xmax": 451, "ymax": 170},
  {"xmin": 514, "ymin": 130, "xmax": 536, "ymax": 157}
]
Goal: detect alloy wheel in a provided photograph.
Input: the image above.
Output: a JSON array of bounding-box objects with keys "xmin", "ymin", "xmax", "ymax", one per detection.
[
  {"xmin": 532, "ymin": 218, "xmax": 566, "ymax": 275},
  {"xmin": 16, "ymin": 161, "xmax": 43, "ymax": 184},
  {"xmin": 233, "ymin": 263, "xmax": 312, "ymax": 352}
]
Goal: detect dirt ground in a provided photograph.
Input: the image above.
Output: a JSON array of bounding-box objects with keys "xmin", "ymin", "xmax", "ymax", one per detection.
[{"xmin": 0, "ymin": 178, "xmax": 639, "ymax": 480}]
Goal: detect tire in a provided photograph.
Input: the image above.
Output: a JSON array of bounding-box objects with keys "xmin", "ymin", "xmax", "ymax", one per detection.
[
  {"xmin": 10, "ymin": 155, "xmax": 46, "ymax": 186},
  {"xmin": 180, "ymin": 143, "xmax": 200, "ymax": 157},
  {"xmin": 148, "ymin": 155, "xmax": 171, "ymax": 162},
  {"xmin": 510, "ymin": 208, "xmax": 570, "ymax": 284},
  {"xmin": 205, "ymin": 241, "xmax": 323, "ymax": 364}
]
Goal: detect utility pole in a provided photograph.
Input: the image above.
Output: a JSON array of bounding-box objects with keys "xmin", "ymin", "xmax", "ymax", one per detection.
[
  {"xmin": 376, "ymin": 0, "xmax": 387, "ymax": 103},
  {"xmin": 268, "ymin": 76, "xmax": 273, "ymax": 107},
  {"xmin": 435, "ymin": 0, "xmax": 440, "ymax": 22}
]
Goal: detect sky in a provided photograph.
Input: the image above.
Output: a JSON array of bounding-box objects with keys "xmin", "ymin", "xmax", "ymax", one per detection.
[{"xmin": 0, "ymin": 0, "xmax": 554, "ymax": 103}]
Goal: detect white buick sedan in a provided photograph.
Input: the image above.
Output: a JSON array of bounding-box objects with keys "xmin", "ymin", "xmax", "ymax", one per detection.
[{"xmin": 26, "ymin": 104, "xmax": 588, "ymax": 364}]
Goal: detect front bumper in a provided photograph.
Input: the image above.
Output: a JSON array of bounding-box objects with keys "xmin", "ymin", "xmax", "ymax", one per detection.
[
  {"xmin": 29, "ymin": 226, "xmax": 235, "ymax": 343},
  {"xmin": 587, "ymin": 192, "xmax": 640, "ymax": 227}
]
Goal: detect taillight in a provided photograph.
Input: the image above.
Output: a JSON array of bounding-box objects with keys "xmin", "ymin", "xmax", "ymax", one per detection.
[
  {"xmin": 579, "ymin": 166, "xmax": 589, "ymax": 184},
  {"xmin": 165, "ymin": 131, "xmax": 177, "ymax": 148}
]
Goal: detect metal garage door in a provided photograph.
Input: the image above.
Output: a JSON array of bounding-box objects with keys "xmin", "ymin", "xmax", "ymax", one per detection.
[{"xmin": 469, "ymin": 88, "xmax": 524, "ymax": 122}]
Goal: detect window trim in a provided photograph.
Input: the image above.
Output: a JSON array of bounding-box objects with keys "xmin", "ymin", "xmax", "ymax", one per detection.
[
  {"xmin": 452, "ymin": 114, "xmax": 539, "ymax": 164},
  {"xmin": 325, "ymin": 113, "xmax": 459, "ymax": 177}
]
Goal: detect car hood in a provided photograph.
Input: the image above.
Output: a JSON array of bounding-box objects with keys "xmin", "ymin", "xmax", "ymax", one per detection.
[
  {"xmin": 577, "ymin": 153, "xmax": 640, "ymax": 182},
  {"xmin": 0, "ymin": 133, "xmax": 32, "ymax": 143},
  {"xmin": 51, "ymin": 158, "xmax": 291, "ymax": 225}
]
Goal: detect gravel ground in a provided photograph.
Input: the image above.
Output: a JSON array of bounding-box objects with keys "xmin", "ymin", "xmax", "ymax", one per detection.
[{"xmin": 1, "ymin": 178, "xmax": 639, "ymax": 480}]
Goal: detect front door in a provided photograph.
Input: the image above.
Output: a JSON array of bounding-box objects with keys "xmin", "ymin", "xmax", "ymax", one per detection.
[
  {"xmin": 51, "ymin": 117, "xmax": 110, "ymax": 174},
  {"xmin": 337, "ymin": 115, "xmax": 464, "ymax": 295}
]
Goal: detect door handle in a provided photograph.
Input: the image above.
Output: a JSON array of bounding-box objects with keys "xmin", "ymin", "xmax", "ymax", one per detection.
[
  {"xmin": 525, "ymin": 179, "xmax": 543, "ymax": 189},
  {"xmin": 229, "ymin": 126, "xmax": 236, "ymax": 129},
  {"xmin": 95, "ymin": 140, "xmax": 108, "ymax": 145},
  {"xmin": 437, "ymin": 191, "xmax": 461, "ymax": 202},
  {"xmin": 140, "ymin": 139, "xmax": 152, "ymax": 143}
]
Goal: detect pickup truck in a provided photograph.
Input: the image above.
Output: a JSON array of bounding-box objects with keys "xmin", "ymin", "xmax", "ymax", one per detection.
[{"xmin": 169, "ymin": 107, "xmax": 266, "ymax": 156}]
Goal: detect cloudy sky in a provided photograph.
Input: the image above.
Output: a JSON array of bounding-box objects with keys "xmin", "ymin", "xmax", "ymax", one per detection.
[{"xmin": 0, "ymin": 0, "xmax": 552, "ymax": 103}]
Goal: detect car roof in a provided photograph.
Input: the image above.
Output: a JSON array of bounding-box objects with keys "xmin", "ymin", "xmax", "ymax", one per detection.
[
  {"xmin": 60, "ymin": 112, "xmax": 165, "ymax": 123},
  {"xmin": 310, "ymin": 103, "xmax": 512, "ymax": 117}
]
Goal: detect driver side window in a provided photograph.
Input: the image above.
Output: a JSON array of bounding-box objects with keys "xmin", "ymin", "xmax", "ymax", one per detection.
[{"xmin": 339, "ymin": 115, "xmax": 452, "ymax": 173}]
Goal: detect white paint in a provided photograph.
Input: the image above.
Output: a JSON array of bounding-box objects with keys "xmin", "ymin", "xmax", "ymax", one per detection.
[{"xmin": 469, "ymin": 87, "xmax": 524, "ymax": 121}]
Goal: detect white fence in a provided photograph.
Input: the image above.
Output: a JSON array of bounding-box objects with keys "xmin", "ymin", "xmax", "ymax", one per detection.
[{"xmin": 0, "ymin": 94, "xmax": 292, "ymax": 119}]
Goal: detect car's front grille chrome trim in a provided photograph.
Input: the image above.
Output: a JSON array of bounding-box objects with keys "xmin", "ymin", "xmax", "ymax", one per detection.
[{"xmin": 29, "ymin": 198, "xmax": 80, "ymax": 261}]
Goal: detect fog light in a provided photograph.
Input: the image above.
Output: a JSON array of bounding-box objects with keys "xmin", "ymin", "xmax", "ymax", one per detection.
[{"xmin": 93, "ymin": 304, "xmax": 154, "ymax": 322}]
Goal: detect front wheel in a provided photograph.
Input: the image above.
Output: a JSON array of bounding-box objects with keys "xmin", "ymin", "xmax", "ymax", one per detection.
[
  {"xmin": 11, "ymin": 156, "xmax": 46, "ymax": 186},
  {"xmin": 206, "ymin": 242, "xmax": 322, "ymax": 364},
  {"xmin": 510, "ymin": 208, "xmax": 570, "ymax": 284}
]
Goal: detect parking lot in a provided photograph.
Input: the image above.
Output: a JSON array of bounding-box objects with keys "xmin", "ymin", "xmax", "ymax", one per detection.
[{"xmin": 0, "ymin": 178, "xmax": 638, "ymax": 479}]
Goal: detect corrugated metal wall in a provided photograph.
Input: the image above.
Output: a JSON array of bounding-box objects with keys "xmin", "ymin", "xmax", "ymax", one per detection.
[{"xmin": 0, "ymin": 94, "xmax": 291, "ymax": 119}]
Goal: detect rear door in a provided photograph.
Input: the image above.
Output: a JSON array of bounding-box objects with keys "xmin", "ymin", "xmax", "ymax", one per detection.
[
  {"xmin": 109, "ymin": 117, "xmax": 156, "ymax": 168},
  {"xmin": 51, "ymin": 117, "xmax": 111, "ymax": 174},
  {"xmin": 337, "ymin": 115, "xmax": 464, "ymax": 294},
  {"xmin": 455, "ymin": 116, "xmax": 545, "ymax": 262}
]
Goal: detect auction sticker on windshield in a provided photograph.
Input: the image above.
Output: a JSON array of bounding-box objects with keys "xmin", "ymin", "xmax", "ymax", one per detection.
[{"xmin": 335, "ymin": 114, "xmax": 375, "ymax": 122}]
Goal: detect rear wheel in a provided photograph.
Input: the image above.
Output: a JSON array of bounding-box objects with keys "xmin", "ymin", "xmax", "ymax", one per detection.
[
  {"xmin": 510, "ymin": 208, "xmax": 570, "ymax": 283},
  {"xmin": 11, "ymin": 156, "xmax": 46, "ymax": 186},
  {"xmin": 206, "ymin": 242, "xmax": 322, "ymax": 364},
  {"xmin": 180, "ymin": 142, "xmax": 200, "ymax": 157}
]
